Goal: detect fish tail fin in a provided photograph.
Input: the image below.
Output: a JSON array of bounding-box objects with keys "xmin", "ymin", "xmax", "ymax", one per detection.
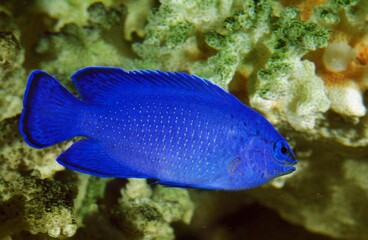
[{"xmin": 19, "ymin": 70, "xmax": 83, "ymax": 148}]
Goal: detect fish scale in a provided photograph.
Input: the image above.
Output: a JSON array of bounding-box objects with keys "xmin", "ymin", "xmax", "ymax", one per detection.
[
  {"xmin": 81, "ymin": 98, "xmax": 239, "ymax": 184},
  {"xmin": 19, "ymin": 66, "xmax": 297, "ymax": 190}
]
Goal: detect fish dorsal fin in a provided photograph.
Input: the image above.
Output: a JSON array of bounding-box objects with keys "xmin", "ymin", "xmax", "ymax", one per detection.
[{"xmin": 71, "ymin": 66, "xmax": 238, "ymax": 105}]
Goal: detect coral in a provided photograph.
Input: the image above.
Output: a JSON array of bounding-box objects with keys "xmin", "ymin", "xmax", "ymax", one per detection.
[
  {"xmin": 132, "ymin": 0, "xmax": 236, "ymax": 85},
  {"xmin": 0, "ymin": 174, "xmax": 78, "ymax": 238},
  {"xmin": 34, "ymin": 0, "xmax": 117, "ymax": 30},
  {"xmin": 0, "ymin": 116, "xmax": 71, "ymax": 181},
  {"xmin": 35, "ymin": 3, "xmax": 133, "ymax": 77},
  {"xmin": 281, "ymin": 0, "xmax": 328, "ymax": 21},
  {"xmin": 227, "ymin": 5, "xmax": 330, "ymax": 130},
  {"xmin": 70, "ymin": 179, "xmax": 194, "ymax": 240},
  {"xmin": 305, "ymin": 0, "xmax": 368, "ymax": 119},
  {"xmin": 319, "ymin": 36, "xmax": 368, "ymax": 116},
  {"xmin": 312, "ymin": 0, "xmax": 367, "ymax": 31},
  {"xmin": 104, "ymin": 179, "xmax": 194, "ymax": 240},
  {"xmin": 0, "ymin": 7, "xmax": 26, "ymax": 121},
  {"xmin": 0, "ymin": 0, "xmax": 368, "ymax": 239},
  {"xmin": 201, "ymin": 1, "xmax": 330, "ymax": 130},
  {"xmin": 123, "ymin": 0, "xmax": 154, "ymax": 40},
  {"xmin": 73, "ymin": 175, "xmax": 108, "ymax": 225}
]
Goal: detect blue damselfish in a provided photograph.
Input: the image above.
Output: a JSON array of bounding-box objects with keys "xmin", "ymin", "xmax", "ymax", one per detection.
[{"xmin": 19, "ymin": 67, "xmax": 297, "ymax": 190}]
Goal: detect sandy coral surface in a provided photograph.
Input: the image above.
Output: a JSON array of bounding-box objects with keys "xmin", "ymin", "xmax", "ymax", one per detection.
[{"xmin": 0, "ymin": 0, "xmax": 367, "ymax": 239}]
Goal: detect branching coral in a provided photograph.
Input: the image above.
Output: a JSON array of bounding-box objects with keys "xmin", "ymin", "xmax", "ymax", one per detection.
[
  {"xmin": 132, "ymin": 0, "xmax": 238, "ymax": 83},
  {"xmin": 249, "ymin": 7, "xmax": 330, "ymax": 130}
]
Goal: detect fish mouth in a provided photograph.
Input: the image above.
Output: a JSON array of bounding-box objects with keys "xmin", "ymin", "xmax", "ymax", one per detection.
[
  {"xmin": 284, "ymin": 149, "xmax": 297, "ymax": 166},
  {"xmin": 279, "ymin": 164, "xmax": 296, "ymax": 176},
  {"xmin": 281, "ymin": 157, "xmax": 297, "ymax": 175},
  {"xmin": 287, "ymin": 157, "xmax": 297, "ymax": 166}
]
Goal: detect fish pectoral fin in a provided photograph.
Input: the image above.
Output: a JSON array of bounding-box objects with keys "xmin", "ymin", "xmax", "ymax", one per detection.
[
  {"xmin": 57, "ymin": 139, "xmax": 145, "ymax": 178},
  {"xmin": 227, "ymin": 156, "xmax": 242, "ymax": 176}
]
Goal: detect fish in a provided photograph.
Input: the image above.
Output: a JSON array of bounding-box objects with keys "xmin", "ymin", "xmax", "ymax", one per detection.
[{"xmin": 19, "ymin": 67, "xmax": 297, "ymax": 190}]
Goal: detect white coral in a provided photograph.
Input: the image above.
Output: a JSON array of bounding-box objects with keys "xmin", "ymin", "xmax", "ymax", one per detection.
[
  {"xmin": 326, "ymin": 80, "xmax": 366, "ymax": 117},
  {"xmin": 251, "ymin": 60, "xmax": 331, "ymax": 131}
]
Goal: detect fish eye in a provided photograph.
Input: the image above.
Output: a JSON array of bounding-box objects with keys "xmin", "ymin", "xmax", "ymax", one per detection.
[
  {"xmin": 273, "ymin": 140, "xmax": 290, "ymax": 161},
  {"xmin": 280, "ymin": 145, "xmax": 288, "ymax": 155}
]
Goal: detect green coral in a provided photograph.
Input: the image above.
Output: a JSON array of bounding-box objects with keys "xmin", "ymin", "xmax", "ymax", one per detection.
[
  {"xmin": 0, "ymin": 116, "xmax": 79, "ymax": 238},
  {"xmin": 190, "ymin": 0, "xmax": 272, "ymax": 87},
  {"xmin": 256, "ymin": 7, "xmax": 329, "ymax": 98},
  {"xmin": 132, "ymin": 0, "xmax": 243, "ymax": 79},
  {"xmin": 270, "ymin": 8, "xmax": 329, "ymax": 54},
  {"xmin": 313, "ymin": 0, "xmax": 362, "ymax": 27},
  {"xmin": 183, "ymin": 1, "xmax": 331, "ymax": 130},
  {"xmin": 107, "ymin": 179, "xmax": 194, "ymax": 240}
]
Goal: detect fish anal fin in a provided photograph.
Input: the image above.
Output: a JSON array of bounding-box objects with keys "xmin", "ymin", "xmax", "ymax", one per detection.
[
  {"xmin": 57, "ymin": 139, "xmax": 146, "ymax": 178},
  {"xmin": 156, "ymin": 179, "xmax": 227, "ymax": 190}
]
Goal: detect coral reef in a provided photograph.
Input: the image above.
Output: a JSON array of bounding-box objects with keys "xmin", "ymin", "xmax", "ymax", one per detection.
[
  {"xmin": 0, "ymin": 174, "xmax": 78, "ymax": 238},
  {"xmin": 0, "ymin": 0, "xmax": 367, "ymax": 239},
  {"xmin": 0, "ymin": 116, "xmax": 77, "ymax": 238},
  {"xmin": 0, "ymin": 6, "xmax": 26, "ymax": 121}
]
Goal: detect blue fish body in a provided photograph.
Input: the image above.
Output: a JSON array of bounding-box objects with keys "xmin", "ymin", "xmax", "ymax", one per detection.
[{"xmin": 19, "ymin": 67, "xmax": 297, "ymax": 190}]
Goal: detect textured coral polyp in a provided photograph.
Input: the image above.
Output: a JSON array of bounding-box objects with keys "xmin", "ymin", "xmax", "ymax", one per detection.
[{"xmin": 281, "ymin": 0, "xmax": 328, "ymax": 21}]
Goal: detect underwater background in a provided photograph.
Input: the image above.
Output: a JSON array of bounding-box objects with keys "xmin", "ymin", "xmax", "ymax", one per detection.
[{"xmin": 0, "ymin": 0, "xmax": 367, "ymax": 239}]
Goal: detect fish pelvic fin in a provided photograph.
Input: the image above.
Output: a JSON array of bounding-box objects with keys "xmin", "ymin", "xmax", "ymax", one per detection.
[{"xmin": 19, "ymin": 70, "xmax": 83, "ymax": 148}]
